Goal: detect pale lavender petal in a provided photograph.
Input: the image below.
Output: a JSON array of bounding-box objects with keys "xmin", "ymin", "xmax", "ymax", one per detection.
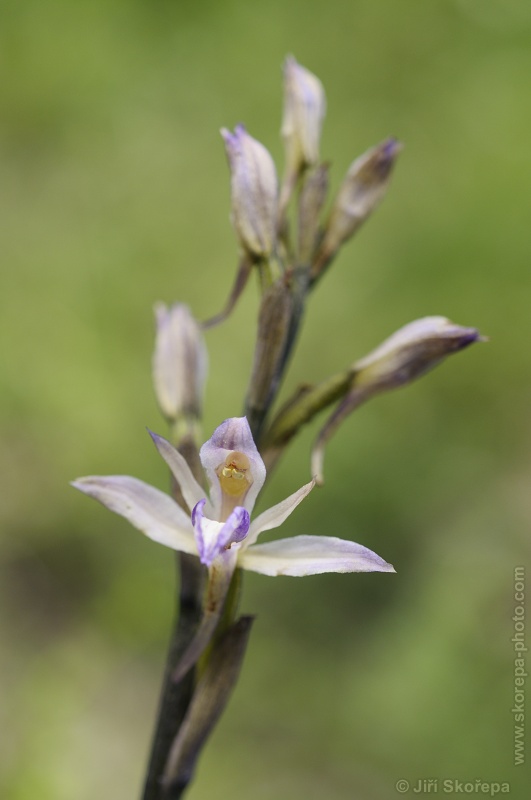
[
  {"xmin": 72, "ymin": 476, "xmax": 196, "ymax": 554},
  {"xmin": 192, "ymin": 500, "xmax": 250, "ymax": 567},
  {"xmin": 199, "ymin": 417, "xmax": 266, "ymax": 516},
  {"xmin": 244, "ymin": 479, "xmax": 315, "ymax": 548},
  {"xmin": 238, "ymin": 535, "xmax": 395, "ymax": 576},
  {"xmin": 148, "ymin": 430, "xmax": 210, "ymax": 514}
]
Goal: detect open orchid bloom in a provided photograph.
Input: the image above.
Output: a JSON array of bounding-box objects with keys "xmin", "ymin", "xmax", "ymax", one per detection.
[{"xmin": 73, "ymin": 417, "xmax": 394, "ymax": 678}]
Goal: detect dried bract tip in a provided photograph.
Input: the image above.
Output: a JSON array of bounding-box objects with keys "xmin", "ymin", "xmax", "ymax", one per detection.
[
  {"xmin": 354, "ymin": 316, "xmax": 483, "ymax": 389},
  {"xmin": 152, "ymin": 303, "xmax": 208, "ymax": 423},
  {"xmin": 313, "ymin": 137, "xmax": 401, "ymax": 277},
  {"xmin": 282, "ymin": 55, "xmax": 326, "ymax": 174},
  {"xmin": 221, "ymin": 124, "xmax": 278, "ymax": 259}
]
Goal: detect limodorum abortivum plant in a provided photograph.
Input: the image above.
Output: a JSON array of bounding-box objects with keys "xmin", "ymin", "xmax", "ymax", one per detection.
[{"xmin": 72, "ymin": 56, "xmax": 484, "ymax": 799}]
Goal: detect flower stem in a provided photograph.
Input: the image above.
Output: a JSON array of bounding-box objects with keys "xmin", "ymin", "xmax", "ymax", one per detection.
[
  {"xmin": 161, "ymin": 615, "xmax": 255, "ymax": 796},
  {"xmin": 141, "ymin": 434, "xmax": 206, "ymax": 800},
  {"xmin": 246, "ymin": 265, "xmax": 309, "ymax": 442},
  {"xmin": 141, "ymin": 553, "xmax": 204, "ymax": 800}
]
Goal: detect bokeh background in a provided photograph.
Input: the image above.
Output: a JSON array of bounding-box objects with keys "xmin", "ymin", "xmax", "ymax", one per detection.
[{"xmin": 1, "ymin": 0, "xmax": 530, "ymax": 797}]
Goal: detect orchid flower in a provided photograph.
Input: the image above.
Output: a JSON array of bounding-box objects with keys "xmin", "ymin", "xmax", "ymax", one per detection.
[{"xmin": 73, "ymin": 417, "xmax": 394, "ymax": 679}]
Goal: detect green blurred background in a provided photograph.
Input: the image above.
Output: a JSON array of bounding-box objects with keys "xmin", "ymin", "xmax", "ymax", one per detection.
[{"xmin": 1, "ymin": 0, "xmax": 529, "ymax": 797}]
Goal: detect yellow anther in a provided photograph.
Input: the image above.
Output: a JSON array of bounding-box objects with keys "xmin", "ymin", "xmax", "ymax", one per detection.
[{"xmin": 217, "ymin": 451, "xmax": 252, "ymax": 498}]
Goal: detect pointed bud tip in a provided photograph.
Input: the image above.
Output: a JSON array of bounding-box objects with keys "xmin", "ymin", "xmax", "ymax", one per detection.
[
  {"xmin": 367, "ymin": 137, "xmax": 403, "ymax": 180},
  {"xmin": 284, "ymin": 53, "xmax": 296, "ymax": 68},
  {"xmin": 70, "ymin": 477, "xmax": 97, "ymax": 496},
  {"xmin": 221, "ymin": 123, "xmax": 247, "ymax": 144},
  {"xmin": 454, "ymin": 328, "xmax": 484, "ymax": 349},
  {"xmin": 383, "ymin": 137, "xmax": 403, "ymax": 157}
]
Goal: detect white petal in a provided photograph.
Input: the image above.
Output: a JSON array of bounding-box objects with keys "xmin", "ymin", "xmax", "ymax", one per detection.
[
  {"xmin": 244, "ymin": 479, "xmax": 315, "ymax": 548},
  {"xmin": 238, "ymin": 535, "xmax": 395, "ymax": 577},
  {"xmin": 149, "ymin": 431, "xmax": 209, "ymax": 514},
  {"xmin": 72, "ymin": 475, "xmax": 197, "ymax": 554}
]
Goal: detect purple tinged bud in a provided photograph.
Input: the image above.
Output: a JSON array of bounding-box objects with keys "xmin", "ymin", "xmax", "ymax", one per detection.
[
  {"xmin": 313, "ymin": 138, "xmax": 401, "ymax": 276},
  {"xmin": 311, "ymin": 317, "xmax": 484, "ymax": 484},
  {"xmin": 354, "ymin": 316, "xmax": 485, "ymax": 389},
  {"xmin": 221, "ymin": 124, "xmax": 278, "ymax": 259},
  {"xmin": 152, "ymin": 303, "xmax": 208, "ymax": 423}
]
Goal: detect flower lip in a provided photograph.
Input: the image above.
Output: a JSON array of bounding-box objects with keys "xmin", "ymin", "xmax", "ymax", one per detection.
[{"xmin": 192, "ymin": 499, "xmax": 250, "ymax": 567}]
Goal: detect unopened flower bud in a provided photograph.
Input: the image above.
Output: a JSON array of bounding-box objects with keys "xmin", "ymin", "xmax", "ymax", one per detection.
[
  {"xmin": 311, "ymin": 317, "xmax": 484, "ymax": 483},
  {"xmin": 152, "ymin": 303, "xmax": 208, "ymax": 423},
  {"xmin": 354, "ymin": 316, "xmax": 483, "ymax": 389},
  {"xmin": 312, "ymin": 138, "xmax": 401, "ymax": 279},
  {"xmin": 221, "ymin": 124, "xmax": 278, "ymax": 259},
  {"xmin": 282, "ymin": 56, "xmax": 326, "ymax": 174}
]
